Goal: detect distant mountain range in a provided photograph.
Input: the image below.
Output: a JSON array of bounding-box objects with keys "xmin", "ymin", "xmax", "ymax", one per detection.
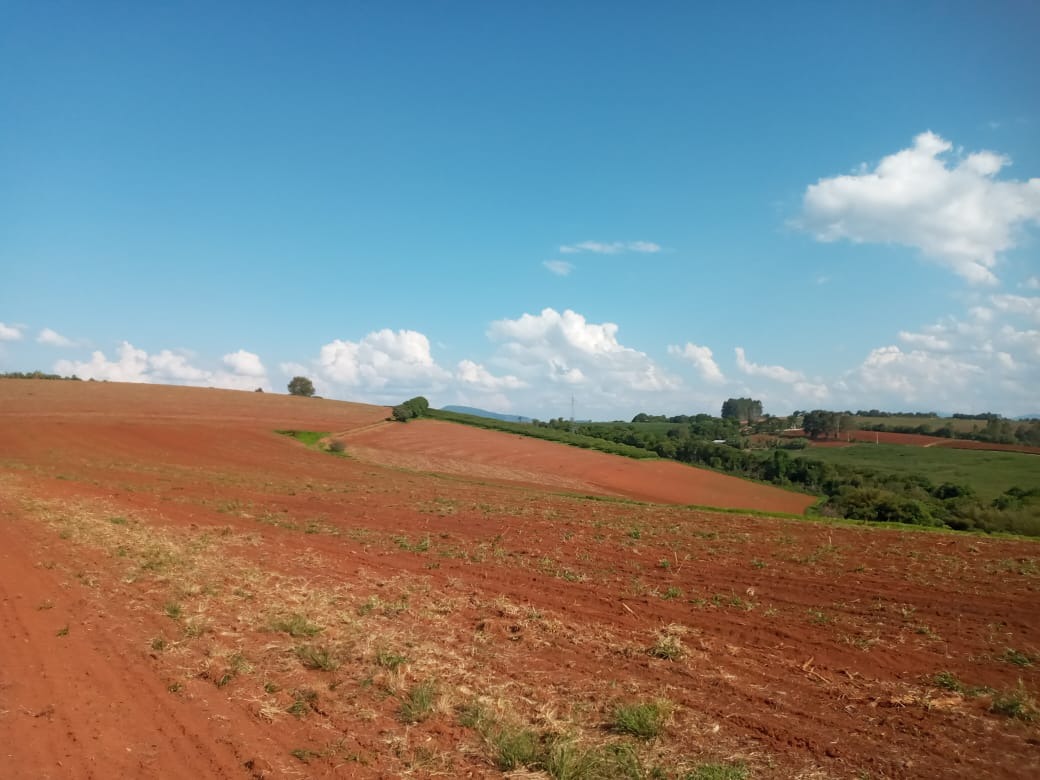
[{"xmin": 441, "ymin": 405, "xmax": 534, "ymax": 423}]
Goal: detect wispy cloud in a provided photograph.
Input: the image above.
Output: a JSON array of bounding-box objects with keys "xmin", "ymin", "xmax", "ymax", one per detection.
[
  {"xmin": 668, "ymin": 342, "xmax": 725, "ymax": 383},
  {"xmin": 990, "ymin": 294, "xmax": 1040, "ymax": 323},
  {"xmin": 37, "ymin": 327, "xmax": 75, "ymax": 347},
  {"xmin": 734, "ymin": 347, "xmax": 829, "ymax": 401},
  {"xmin": 734, "ymin": 347, "xmax": 803, "ymax": 384},
  {"xmin": 558, "ymin": 240, "xmax": 662, "ymax": 255},
  {"xmin": 543, "ymin": 259, "xmax": 574, "ymax": 276}
]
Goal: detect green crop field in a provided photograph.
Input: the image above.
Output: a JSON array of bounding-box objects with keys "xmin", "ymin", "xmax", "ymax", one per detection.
[
  {"xmin": 851, "ymin": 415, "xmax": 989, "ymax": 434},
  {"xmin": 794, "ymin": 444, "xmax": 1040, "ymax": 502}
]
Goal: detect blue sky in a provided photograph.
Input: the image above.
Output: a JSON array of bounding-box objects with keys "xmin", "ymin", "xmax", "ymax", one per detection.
[{"xmin": 2, "ymin": 1, "xmax": 1039, "ymax": 418}]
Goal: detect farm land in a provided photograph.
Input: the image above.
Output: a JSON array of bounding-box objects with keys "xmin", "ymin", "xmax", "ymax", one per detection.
[
  {"xmin": 1, "ymin": 380, "xmax": 1039, "ymax": 779},
  {"xmin": 791, "ymin": 445, "xmax": 1039, "ymax": 503}
]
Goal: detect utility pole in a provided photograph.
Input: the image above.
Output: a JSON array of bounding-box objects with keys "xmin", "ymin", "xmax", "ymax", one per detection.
[{"xmin": 570, "ymin": 394, "xmax": 575, "ymax": 433}]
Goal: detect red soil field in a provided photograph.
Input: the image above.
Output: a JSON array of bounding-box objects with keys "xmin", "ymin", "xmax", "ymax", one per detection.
[
  {"xmin": 796, "ymin": 429, "xmax": 1040, "ymax": 454},
  {"xmin": 2, "ymin": 380, "xmax": 1039, "ymax": 779},
  {"xmin": 344, "ymin": 419, "xmax": 816, "ymax": 515}
]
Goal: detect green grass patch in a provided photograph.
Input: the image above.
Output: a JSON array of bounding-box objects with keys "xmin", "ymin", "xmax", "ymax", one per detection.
[
  {"xmin": 295, "ymin": 645, "xmax": 340, "ymax": 671},
  {"xmin": 287, "ymin": 687, "xmax": 320, "ymax": 717},
  {"xmin": 276, "ymin": 429, "xmax": 328, "ymax": 447},
  {"xmin": 275, "ymin": 430, "xmax": 353, "ymax": 457},
  {"xmin": 270, "ymin": 613, "xmax": 323, "ymax": 638},
  {"xmin": 851, "ymin": 414, "xmax": 989, "ymax": 434},
  {"xmin": 488, "ymin": 724, "xmax": 540, "ymax": 770},
  {"xmin": 399, "ymin": 679, "xmax": 438, "ymax": 723},
  {"xmin": 376, "ymin": 647, "xmax": 408, "ymax": 670},
  {"xmin": 999, "ymin": 648, "xmax": 1034, "ymax": 667},
  {"xmin": 684, "ymin": 763, "xmax": 749, "ymax": 780},
  {"xmin": 991, "ymin": 683, "xmax": 1039, "ymax": 721},
  {"xmin": 610, "ymin": 701, "xmax": 668, "ymax": 739}
]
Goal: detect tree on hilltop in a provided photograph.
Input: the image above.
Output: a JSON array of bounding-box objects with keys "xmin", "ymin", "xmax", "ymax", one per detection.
[
  {"xmin": 392, "ymin": 396, "xmax": 430, "ymax": 422},
  {"xmin": 287, "ymin": 376, "xmax": 316, "ymax": 397}
]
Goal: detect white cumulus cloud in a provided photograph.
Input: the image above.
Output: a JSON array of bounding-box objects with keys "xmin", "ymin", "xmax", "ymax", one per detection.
[
  {"xmin": 149, "ymin": 349, "xmax": 210, "ymax": 382},
  {"xmin": 56, "ymin": 342, "xmax": 151, "ymax": 382},
  {"xmin": 898, "ymin": 331, "xmax": 952, "ymax": 351},
  {"xmin": 845, "ymin": 345, "xmax": 984, "ymax": 405},
  {"xmin": 837, "ymin": 294, "xmax": 1040, "ymax": 414},
  {"xmin": 668, "ymin": 342, "xmax": 725, "ymax": 383},
  {"xmin": 801, "ymin": 131, "xmax": 1040, "ymax": 284},
  {"xmin": 485, "ymin": 308, "xmax": 678, "ymax": 415},
  {"xmin": 223, "ymin": 349, "xmax": 266, "ymax": 377},
  {"xmin": 54, "ymin": 342, "xmax": 270, "ymax": 390},
  {"xmin": 313, "ymin": 329, "xmax": 451, "ymax": 395},
  {"xmin": 0, "ymin": 322, "xmax": 24, "ymax": 341},
  {"xmin": 456, "ymin": 359, "xmax": 526, "ymax": 391}
]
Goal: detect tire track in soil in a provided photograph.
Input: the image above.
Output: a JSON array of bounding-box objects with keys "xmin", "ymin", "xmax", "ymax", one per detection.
[{"xmin": 0, "ymin": 510, "xmax": 288, "ymax": 780}]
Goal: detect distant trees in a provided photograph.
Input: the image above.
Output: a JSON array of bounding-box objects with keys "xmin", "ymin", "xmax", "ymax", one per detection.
[
  {"xmin": 720, "ymin": 398, "xmax": 763, "ymax": 423},
  {"xmin": 287, "ymin": 376, "xmax": 316, "ymax": 397},
  {"xmin": 802, "ymin": 410, "xmax": 856, "ymax": 439},
  {"xmin": 0, "ymin": 371, "xmax": 81, "ymax": 381}
]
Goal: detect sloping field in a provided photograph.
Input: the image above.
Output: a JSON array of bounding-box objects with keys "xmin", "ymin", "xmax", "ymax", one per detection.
[
  {"xmin": 805, "ymin": 429, "xmax": 1040, "ymax": 454},
  {"xmin": 1, "ymin": 380, "xmax": 1039, "ymax": 779},
  {"xmin": 345, "ymin": 419, "xmax": 816, "ymax": 514}
]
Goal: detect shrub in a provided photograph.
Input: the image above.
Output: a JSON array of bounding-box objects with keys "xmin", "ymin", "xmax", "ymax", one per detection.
[{"xmin": 392, "ymin": 396, "xmax": 430, "ymax": 422}]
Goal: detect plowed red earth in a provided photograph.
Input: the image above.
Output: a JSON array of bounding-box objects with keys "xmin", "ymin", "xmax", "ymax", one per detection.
[
  {"xmin": 2, "ymin": 380, "xmax": 1039, "ymax": 779},
  {"xmin": 799, "ymin": 429, "xmax": 1040, "ymax": 454},
  {"xmin": 344, "ymin": 419, "xmax": 815, "ymax": 514}
]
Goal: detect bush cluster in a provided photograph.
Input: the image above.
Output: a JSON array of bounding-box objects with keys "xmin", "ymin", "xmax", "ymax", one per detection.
[{"xmin": 392, "ymin": 396, "xmax": 430, "ymax": 422}]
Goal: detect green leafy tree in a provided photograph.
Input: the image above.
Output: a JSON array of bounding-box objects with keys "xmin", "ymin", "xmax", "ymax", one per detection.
[
  {"xmin": 287, "ymin": 376, "xmax": 316, "ymax": 397},
  {"xmin": 803, "ymin": 410, "xmax": 855, "ymax": 439},
  {"xmin": 392, "ymin": 396, "xmax": 430, "ymax": 422}
]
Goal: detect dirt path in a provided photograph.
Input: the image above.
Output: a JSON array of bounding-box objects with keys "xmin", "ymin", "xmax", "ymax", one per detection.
[{"xmin": 0, "ymin": 511, "xmax": 276, "ymax": 780}]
